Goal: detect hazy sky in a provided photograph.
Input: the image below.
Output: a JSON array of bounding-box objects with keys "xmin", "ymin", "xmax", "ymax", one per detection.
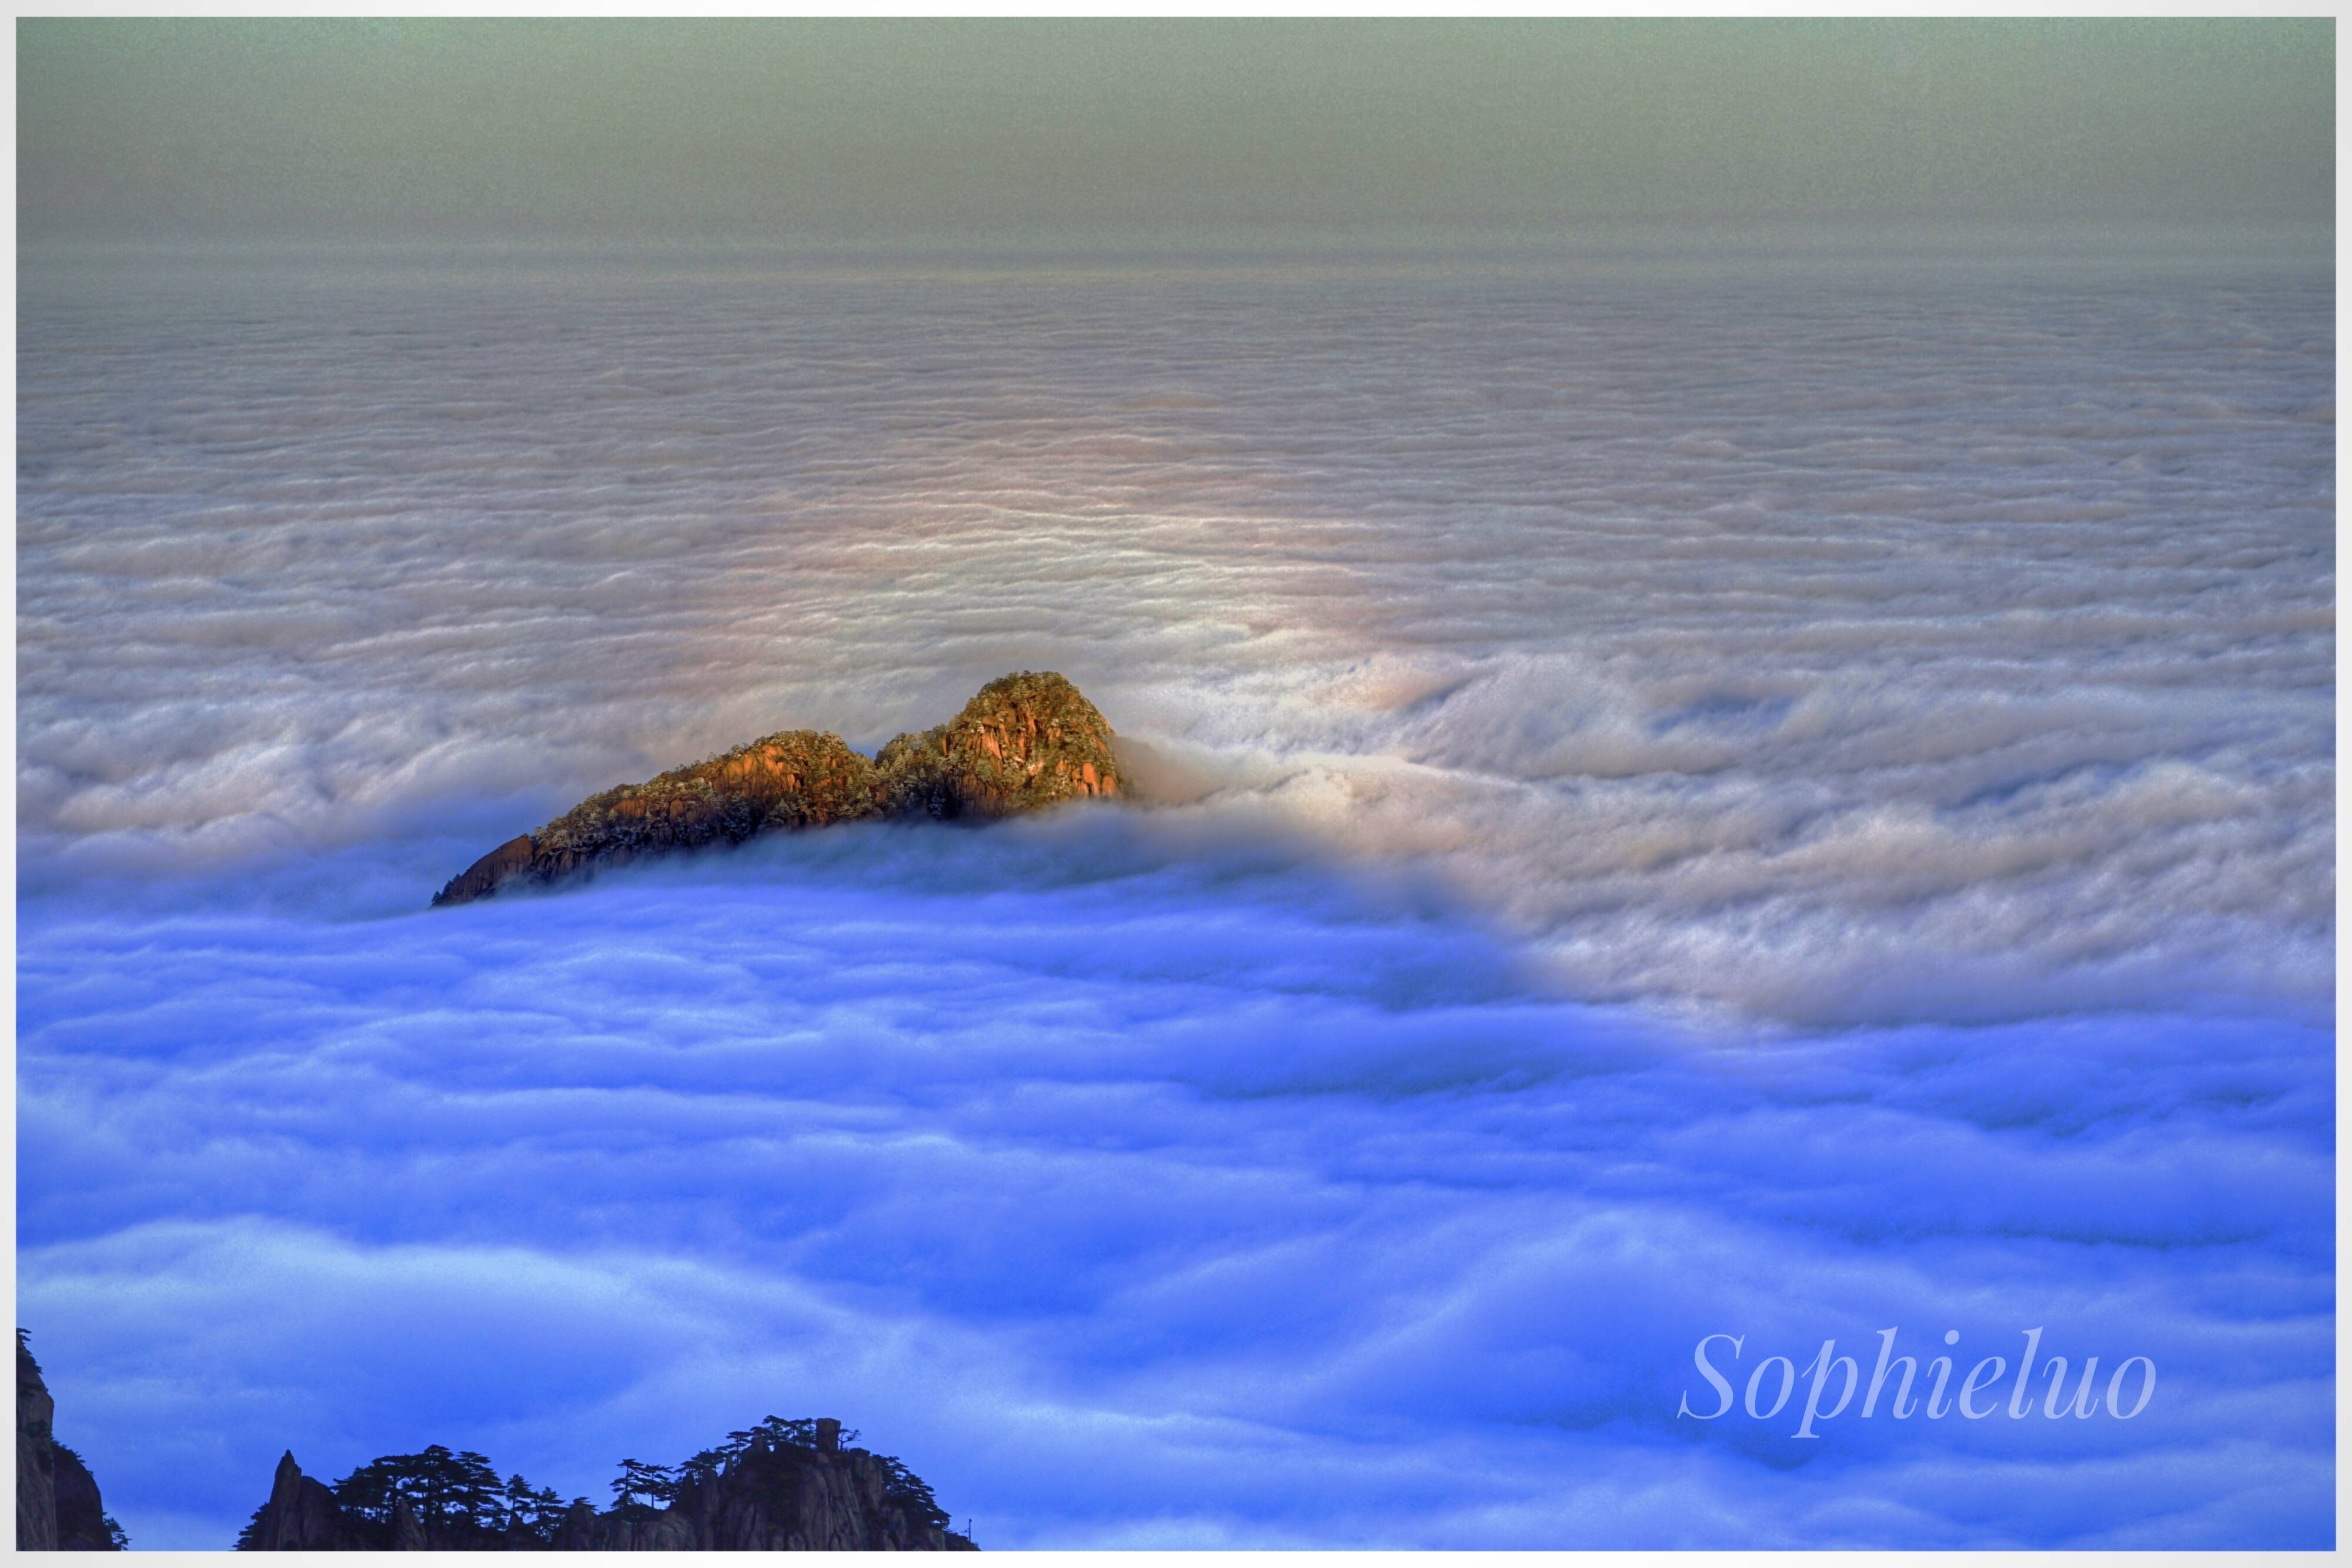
[{"xmin": 18, "ymin": 19, "xmax": 2334, "ymax": 246}]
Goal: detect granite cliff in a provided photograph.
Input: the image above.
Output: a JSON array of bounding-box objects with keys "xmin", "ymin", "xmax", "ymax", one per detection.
[
  {"xmin": 16, "ymin": 1335, "xmax": 126, "ymax": 1551},
  {"xmin": 236, "ymin": 1416, "xmax": 974, "ymax": 1551},
  {"xmin": 435, "ymin": 671, "xmax": 1121, "ymax": 906}
]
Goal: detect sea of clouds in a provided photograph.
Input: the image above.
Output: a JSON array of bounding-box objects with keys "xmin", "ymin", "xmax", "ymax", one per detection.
[{"xmin": 16, "ymin": 238, "xmax": 2333, "ymax": 1546}]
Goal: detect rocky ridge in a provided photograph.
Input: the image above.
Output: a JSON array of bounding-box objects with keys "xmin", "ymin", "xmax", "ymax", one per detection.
[
  {"xmin": 435, "ymin": 671, "xmax": 1121, "ymax": 906},
  {"xmin": 236, "ymin": 1416, "xmax": 974, "ymax": 1552}
]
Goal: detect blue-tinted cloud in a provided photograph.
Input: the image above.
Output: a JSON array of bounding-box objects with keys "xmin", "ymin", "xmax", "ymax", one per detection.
[
  {"xmin": 20, "ymin": 817, "xmax": 2332, "ymax": 1547},
  {"xmin": 17, "ymin": 246, "xmax": 2332, "ymax": 1547}
]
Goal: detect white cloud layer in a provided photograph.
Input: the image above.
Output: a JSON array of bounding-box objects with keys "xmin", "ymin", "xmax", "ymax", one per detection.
[{"xmin": 16, "ymin": 244, "xmax": 2332, "ymax": 1546}]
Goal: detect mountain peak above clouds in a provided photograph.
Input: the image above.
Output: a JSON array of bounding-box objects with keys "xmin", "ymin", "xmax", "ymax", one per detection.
[{"xmin": 433, "ymin": 672, "xmax": 1124, "ymax": 907}]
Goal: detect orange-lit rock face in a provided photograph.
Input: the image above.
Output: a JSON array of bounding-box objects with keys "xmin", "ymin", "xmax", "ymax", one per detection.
[
  {"xmin": 432, "ymin": 672, "xmax": 1121, "ymax": 906},
  {"xmin": 876, "ymin": 671, "xmax": 1121, "ymax": 823}
]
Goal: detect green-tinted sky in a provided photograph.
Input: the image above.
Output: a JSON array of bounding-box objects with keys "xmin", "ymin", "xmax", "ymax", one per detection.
[{"xmin": 18, "ymin": 18, "xmax": 2335, "ymax": 245}]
